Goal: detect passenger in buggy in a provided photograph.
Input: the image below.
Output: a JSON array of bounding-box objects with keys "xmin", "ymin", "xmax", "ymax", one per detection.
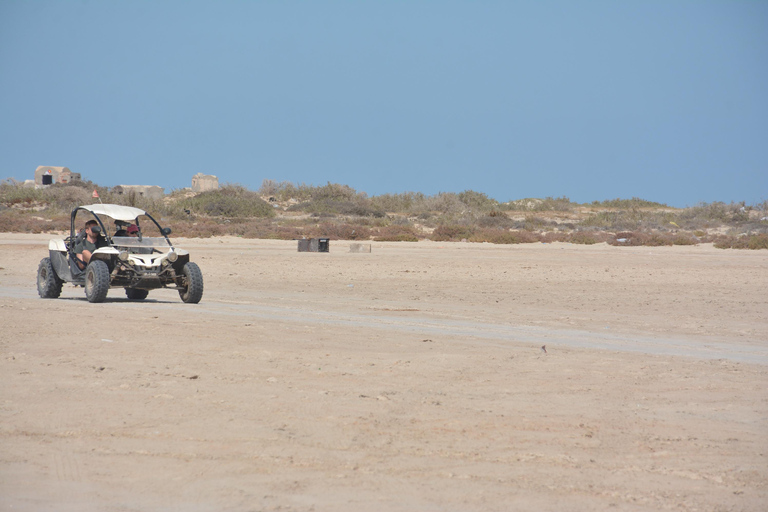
[{"xmin": 126, "ymin": 224, "xmax": 152, "ymax": 254}]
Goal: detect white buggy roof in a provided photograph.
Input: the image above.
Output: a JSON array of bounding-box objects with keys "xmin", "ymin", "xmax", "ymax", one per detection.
[{"xmin": 80, "ymin": 204, "xmax": 147, "ymax": 222}]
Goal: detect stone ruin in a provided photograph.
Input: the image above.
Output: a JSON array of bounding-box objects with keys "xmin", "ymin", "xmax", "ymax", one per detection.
[
  {"xmin": 192, "ymin": 173, "xmax": 219, "ymax": 193},
  {"xmin": 34, "ymin": 166, "xmax": 81, "ymax": 186}
]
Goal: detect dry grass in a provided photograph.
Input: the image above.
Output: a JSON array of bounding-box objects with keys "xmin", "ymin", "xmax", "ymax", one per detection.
[{"xmin": 2, "ymin": 180, "xmax": 766, "ymax": 249}]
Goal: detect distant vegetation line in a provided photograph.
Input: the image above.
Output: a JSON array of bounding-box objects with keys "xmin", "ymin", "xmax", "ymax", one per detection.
[{"xmin": 1, "ymin": 178, "xmax": 766, "ymax": 249}]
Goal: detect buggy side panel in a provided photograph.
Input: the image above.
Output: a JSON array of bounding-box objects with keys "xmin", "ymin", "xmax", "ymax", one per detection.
[
  {"xmin": 50, "ymin": 250, "xmax": 73, "ymax": 282},
  {"xmin": 48, "ymin": 240, "xmax": 73, "ymax": 282}
]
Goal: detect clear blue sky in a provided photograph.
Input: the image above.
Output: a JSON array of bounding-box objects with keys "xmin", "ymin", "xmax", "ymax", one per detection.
[{"xmin": 1, "ymin": 1, "xmax": 766, "ymax": 207}]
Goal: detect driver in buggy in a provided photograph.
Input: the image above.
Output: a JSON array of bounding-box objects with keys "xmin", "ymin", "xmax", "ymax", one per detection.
[{"xmin": 74, "ymin": 220, "xmax": 108, "ymax": 270}]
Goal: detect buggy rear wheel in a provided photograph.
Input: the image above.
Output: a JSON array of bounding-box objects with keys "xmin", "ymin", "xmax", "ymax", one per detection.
[
  {"xmin": 37, "ymin": 257, "xmax": 63, "ymax": 298},
  {"xmin": 85, "ymin": 260, "xmax": 110, "ymax": 303}
]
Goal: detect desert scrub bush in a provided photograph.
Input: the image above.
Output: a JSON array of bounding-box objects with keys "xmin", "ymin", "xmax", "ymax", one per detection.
[
  {"xmin": 581, "ymin": 208, "xmax": 674, "ymax": 231},
  {"xmin": 179, "ymin": 220, "xmax": 229, "ymax": 238},
  {"xmin": 373, "ymin": 225, "xmax": 420, "ymax": 242},
  {"xmin": 539, "ymin": 196, "xmax": 576, "ymax": 212},
  {"xmin": 423, "ymin": 192, "xmax": 467, "ymax": 215},
  {"xmin": 591, "ymin": 197, "xmax": 669, "ymax": 208},
  {"xmin": 540, "ymin": 231, "xmax": 570, "ymax": 243},
  {"xmin": 568, "ymin": 231, "xmax": 610, "ymax": 245},
  {"xmin": 44, "ymin": 184, "xmax": 94, "ymax": 213},
  {"xmin": 713, "ymin": 233, "xmax": 768, "ymax": 250},
  {"xmin": 308, "ymin": 182, "xmax": 361, "ymax": 202},
  {"xmin": 258, "ymin": 179, "xmax": 316, "ymax": 202},
  {"xmin": 305, "ymin": 222, "xmax": 372, "ymax": 240},
  {"xmin": 226, "ymin": 220, "xmax": 303, "ymax": 240},
  {"xmin": 0, "ymin": 181, "xmax": 44, "ymax": 207},
  {"xmin": 0, "ymin": 210, "xmax": 68, "ymax": 233},
  {"xmin": 505, "ymin": 198, "xmax": 542, "ymax": 211},
  {"xmin": 369, "ymin": 191, "xmax": 429, "ymax": 213},
  {"xmin": 430, "ymin": 224, "xmax": 475, "ymax": 241},
  {"xmin": 505, "ymin": 196, "xmax": 575, "ymax": 212},
  {"xmin": 0, "ymin": 181, "xmax": 97, "ymax": 214},
  {"xmin": 289, "ymin": 199, "xmax": 384, "ymax": 218},
  {"xmin": 643, "ymin": 233, "xmax": 674, "ymax": 246},
  {"xmin": 739, "ymin": 222, "xmax": 768, "ymax": 235},
  {"xmin": 469, "ymin": 229, "xmax": 539, "ymax": 244},
  {"xmin": 178, "ymin": 185, "xmax": 275, "ymax": 218},
  {"xmin": 269, "ymin": 180, "xmax": 365, "ymax": 205},
  {"xmin": 676, "ymin": 201, "xmax": 750, "ymax": 228},
  {"xmin": 331, "ymin": 223, "xmax": 372, "ymax": 240},
  {"xmin": 258, "ymin": 179, "xmax": 280, "ymax": 198},
  {"xmin": 458, "ymin": 190, "xmax": 499, "ymax": 212},
  {"xmin": 607, "ymin": 231, "xmax": 673, "ymax": 247},
  {"xmin": 519, "ymin": 215, "xmax": 557, "ymax": 231},
  {"xmin": 671, "ymin": 233, "xmax": 699, "ymax": 245},
  {"xmin": 103, "ymin": 188, "xmax": 170, "ymax": 217},
  {"xmin": 747, "ymin": 234, "xmax": 768, "ymax": 249},
  {"xmin": 477, "ymin": 212, "xmax": 514, "ymax": 229},
  {"xmin": 579, "ymin": 211, "xmax": 617, "ymax": 229}
]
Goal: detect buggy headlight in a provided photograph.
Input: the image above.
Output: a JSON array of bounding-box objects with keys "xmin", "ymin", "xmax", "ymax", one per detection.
[
  {"xmin": 167, "ymin": 251, "xmax": 178, "ymax": 262},
  {"xmin": 118, "ymin": 251, "xmax": 129, "ymax": 261}
]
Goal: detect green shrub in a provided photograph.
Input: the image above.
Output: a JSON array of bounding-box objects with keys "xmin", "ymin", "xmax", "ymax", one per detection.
[
  {"xmin": 676, "ymin": 201, "xmax": 750, "ymax": 228},
  {"xmin": 300, "ymin": 222, "xmax": 372, "ymax": 240},
  {"xmin": 672, "ymin": 234, "xmax": 699, "ymax": 245},
  {"xmin": 374, "ymin": 225, "xmax": 419, "ymax": 242},
  {"xmin": 540, "ymin": 232, "xmax": 569, "ymax": 243},
  {"xmin": 582, "ymin": 208, "xmax": 674, "ymax": 231},
  {"xmin": 505, "ymin": 196, "xmax": 574, "ymax": 212},
  {"xmin": 477, "ymin": 212, "xmax": 514, "ymax": 229},
  {"xmin": 369, "ymin": 191, "xmax": 428, "ymax": 213},
  {"xmin": 569, "ymin": 231, "xmax": 609, "ymax": 245},
  {"xmin": 714, "ymin": 234, "xmax": 768, "ymax": 250},
  {"xmin": 591, "ymin": 197, "xmax": 669, "ymax": 208},
  {"xmin": 0, "ymin": 210, "xmax": 68, "ymax": 233},
  {"xmin": 431, "ymin": 224, "xmax": 475, "ymax": 241},
  {"xmin": 748, "ymin": 234, "xmax": 768, "ymax": 249},
  {"xmin": 608, "ymin": 231, "xmax": 673, "ymax": 246},
  {"xmin": 458, "ymin": 190, "xmax": 499, "ymax": 211},
  {"xmin": 422, "ymin": 192, "xmax": 466, "ymax": 215},
  {"xmin": 178, "ymin": 185, "xmax": 275, "ymax": 218},
  {"xmin": 469, "ymin": 229, "xmax": 539, "ymax": 244},
  {"xmin": 0, "ymin": 182, "xmax": 43, "ymax": 206},
  {"xmin": 288, "ymin": 199, "xmax": 384, "ymax": 217}
]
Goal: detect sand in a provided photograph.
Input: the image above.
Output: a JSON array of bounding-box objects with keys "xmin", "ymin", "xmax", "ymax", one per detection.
[{"xmin": 1, "ymin": 234, "xmax": 766, "ymax": 511}]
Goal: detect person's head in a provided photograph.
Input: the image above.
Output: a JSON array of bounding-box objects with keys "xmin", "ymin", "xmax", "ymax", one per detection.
[
  {"xmin": 127, "ymin": 224, "xmax": 139, "ymax": 237},
  {"xmin": 85, "ymin": 220, "xmax": 100, "ymax": 238}
]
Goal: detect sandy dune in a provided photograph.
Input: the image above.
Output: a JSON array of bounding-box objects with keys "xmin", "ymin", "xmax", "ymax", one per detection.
[{"xmin": 1, "ymin": 234, "xmax": 766, "ymax": 511}]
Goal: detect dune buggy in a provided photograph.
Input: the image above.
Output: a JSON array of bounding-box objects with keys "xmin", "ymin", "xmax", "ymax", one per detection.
[{"xmin": 37, "ymin": 204, "xmax": 203, "ymax": 303}]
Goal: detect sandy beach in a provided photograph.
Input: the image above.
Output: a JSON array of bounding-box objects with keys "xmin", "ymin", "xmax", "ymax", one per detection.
[{"xmin": 1, "ymin": 234, "xmax": 766, "ymax": 511}]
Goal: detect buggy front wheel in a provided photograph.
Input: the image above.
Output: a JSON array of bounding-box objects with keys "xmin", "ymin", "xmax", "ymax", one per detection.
[
  {"xmin": 85, "ymin": 260, "xmax": 110, "ymax": 303},
  {"xmin": 179, "ymin": 262, "xmax": 203, "ymax": 304}
]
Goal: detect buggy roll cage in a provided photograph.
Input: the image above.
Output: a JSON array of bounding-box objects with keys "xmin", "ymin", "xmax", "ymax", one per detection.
[{"xmin": 68, "ymin": 205, "xmax": 174, "ymax": 257}]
